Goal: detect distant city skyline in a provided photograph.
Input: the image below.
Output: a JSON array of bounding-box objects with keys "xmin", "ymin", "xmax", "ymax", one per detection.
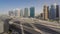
[{"xmin": 0, "ymin": 0, "xmax": 60, "ymax": 16}]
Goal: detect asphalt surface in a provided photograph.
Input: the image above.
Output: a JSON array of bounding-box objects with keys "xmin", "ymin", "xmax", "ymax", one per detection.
[
  {"xmin": 1, "ymin": 17, "xmax": 60, "ymax": 34},
  {"xmin": 9, "ymin": 24, "xmax": 33, "ymax": 34},
  {"xmin": 9, "ymin": 22, "xmax": 60, "ymax": 34},
  {"xmin": 33, "ymin": 23, "xmax": 60, "ymax": 34},
  {"xmin": 8, "ymin": 18, "xmax": 60, "ymax": 34},
  {"xmin": 9, "ymin": 25, "xmax": 22, "ymax": 34}
]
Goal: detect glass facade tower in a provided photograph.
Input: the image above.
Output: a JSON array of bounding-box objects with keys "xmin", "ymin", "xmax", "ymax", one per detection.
[
  {"xmin": 49, "ymin": 5, "xmax": 56, "ymax": 20},
  {"xmin": 30, "ymin": 7, "xmax": 35, "ymax": 18}
]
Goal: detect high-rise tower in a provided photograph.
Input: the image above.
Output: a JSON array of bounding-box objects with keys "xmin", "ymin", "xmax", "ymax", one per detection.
[
  {"xmin": 30, "ymin": 7, "xmax": 35, "ymax": 18},
  {"xmin": 56, "ymin": 5, "xmax": 59, "ymax": 20},
  {"xmin": 24, "ymin": 8, "xmax": 28, "ymax": 17},
  {"xmin": 20, "ymin": 9, "xmax": 23, "ymax": 17},
  {"xmin": 43, "ymin": 5, "xmax": 49, "ymax": 20},
  {"xmin": 14, "ymin": 9, "xmax": 20, "ymax": 17},
  {"xmin": 49, "ymin": 4, "xmax": 56, "ymax": 20}
]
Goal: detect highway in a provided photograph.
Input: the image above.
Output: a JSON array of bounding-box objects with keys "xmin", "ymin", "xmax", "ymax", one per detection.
[
  {"xmin": 8, "ymin": 18, "xmax": 60, "ymax": 34},
  {"xmin": 33, "ymin": 23, "xmax": 60, "ymax": 34},
  {"xmin": 9, "ymin": 23, "xmax": 41, "ymax": 34}
]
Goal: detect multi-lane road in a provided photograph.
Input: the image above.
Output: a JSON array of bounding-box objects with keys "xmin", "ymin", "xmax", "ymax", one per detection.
[{"xmin": 8, "ymin": 18, "xmax": 60, "ymax": 34}]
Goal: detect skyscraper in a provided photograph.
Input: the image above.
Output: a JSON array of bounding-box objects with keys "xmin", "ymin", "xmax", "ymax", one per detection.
[
  {"xmin": 20, "ymin": 9, "xmax": 23, "ymax": 17},
  {"xmin": 30, "ymin": 7, "xmax": 35, "ymax": 18},
  {"xmin": 9, "ymin": 9, "xmax": 20, "ymax": 17},
  {"xmin": 43, "ymin": 5, "xmax": 49, "ymax": 20},
  {"xmin": 24, "ymin": 8, "xmax": 28, "ymax": 17},
  {"xmin": 49, "ymin": 5, "xmax": 56, "ymax": 20},
  {"xmin": 14, "ymin": 9, "xmax": 20, "ymax": 17},
  {"xmin": 56, "ymin": 5, "xmax": 59, "ymax": 20},
  {"xmin": 59, "ymin": 6, "xmax": 60, "ymax": 22},
  {"xmin": 9, "ymin": 10, "xmax": 15, "ymax": 17}
]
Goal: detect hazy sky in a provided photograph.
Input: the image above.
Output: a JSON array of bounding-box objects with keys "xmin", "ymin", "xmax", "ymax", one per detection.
[{"xmin": 0, "ymin": 0, "xmax": 60, "ymax": 15}]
